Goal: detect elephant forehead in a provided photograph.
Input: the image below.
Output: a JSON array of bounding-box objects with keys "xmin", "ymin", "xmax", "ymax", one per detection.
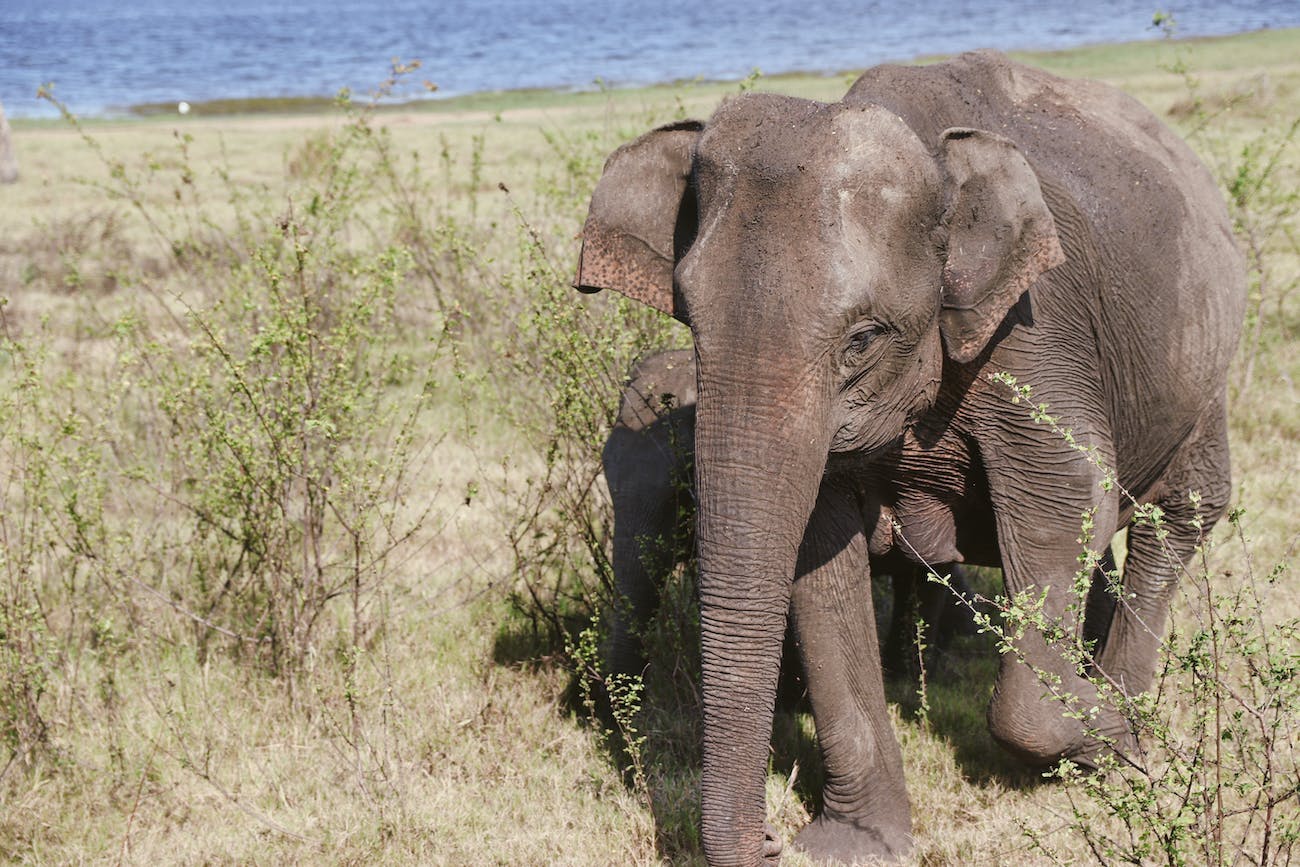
[
  {"xmin": 700, "ymin": 96, "xmax": 932, "ymax": 173},
  {"xmin": 698, "ymin": 93, "xmax": 830, "ymax": 165},
  {"xmin": 827, "ymin": 107, "xmax": 941, "ymax": 206},
  {"xmin": 684, "ymin": 97, "xmax": 943, "ymax": 325},
  {"xmin": 695, "ymin": 100, "xmax": 941, "ymax": 237}
]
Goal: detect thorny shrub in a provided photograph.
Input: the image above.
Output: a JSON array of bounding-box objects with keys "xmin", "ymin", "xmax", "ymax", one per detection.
[{"xmin": 0, "ymin": 68, "xmax": 471, "ymax": 784}]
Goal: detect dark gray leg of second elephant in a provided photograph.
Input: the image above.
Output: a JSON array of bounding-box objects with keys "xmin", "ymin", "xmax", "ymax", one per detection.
[
  {"xmin": 882, "ymin": 562, "xmax": 973, "ymax": 677},
  {"xmin": 923, "ymin": 564, "xmax": 977, "ymax": 649},
  {"xmin": 606, "ymin": 501, "xmax": 682, "ymax": 676},
  {"xmin": 604, "ymin": 430, "xmax": 686, "ymax": 677},
  {"xmin": 882, "ymin": 566, "xmax": 920, "ymax": 677},
  {"xmin": 791, "ymin": 483, "xmax": 912, "ymax": 863}
]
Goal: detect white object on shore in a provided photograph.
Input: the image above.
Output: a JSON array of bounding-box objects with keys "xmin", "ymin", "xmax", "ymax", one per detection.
[
  {"xmin": 0, "ymin": 100, "xmax": 17, "ymax": 184},
  {"xmin": 178, "ymin": 101, "xmax": 191, "ymax": 115}
]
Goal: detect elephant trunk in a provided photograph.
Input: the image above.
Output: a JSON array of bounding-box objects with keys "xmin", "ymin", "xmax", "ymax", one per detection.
[{"xmin": 693, "ymin": 364, "xmax": 831, "ymax": 866}]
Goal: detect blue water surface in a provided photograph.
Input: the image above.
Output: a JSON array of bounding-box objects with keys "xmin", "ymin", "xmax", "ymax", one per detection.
[{"xmin": 2, "ymin": 0, "xmax": 1298, "ymax": 118}]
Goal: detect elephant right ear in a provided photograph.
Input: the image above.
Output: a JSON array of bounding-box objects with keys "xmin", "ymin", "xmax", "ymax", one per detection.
[
  {"xmin": 574, "ymin": 121, "xmax": 702, "ymax": 324},
  {"xmin": 936, "ymin": 127, "xmax": 1065, "ymax": 363}
]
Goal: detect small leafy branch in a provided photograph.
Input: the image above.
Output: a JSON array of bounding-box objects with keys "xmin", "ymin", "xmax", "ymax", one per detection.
[{"xmin": 569, "ymin": 617, "xmax": 651, "ymax": 797}]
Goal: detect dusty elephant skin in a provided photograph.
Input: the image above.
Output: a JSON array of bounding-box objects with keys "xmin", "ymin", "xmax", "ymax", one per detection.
[
  {"xmin": 602, "ymin": 348, "xmax": 975, "ymax": 683},
  {"xmin": 575, "ymin": 50, "xmax": 1245, "ymax": 867}
]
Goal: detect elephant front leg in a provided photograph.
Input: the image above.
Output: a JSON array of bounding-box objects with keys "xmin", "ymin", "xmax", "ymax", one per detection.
[
  {"xmin": 606, "ymin": 506, "xmax": 680, "ymax": 678},
  {"xmin": 790, "ymin": 483, "xmax": 913, "ymax": 863},
  {"xmin": 604, "ymin": 427, "xmax": 689, "ymax": 678}
]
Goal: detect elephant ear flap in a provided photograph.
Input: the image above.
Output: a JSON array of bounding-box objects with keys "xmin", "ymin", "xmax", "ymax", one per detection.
[
  {"xmin": 574, "ymin": 121, "xmax": 702, "ymax": 324},
  {"xmin": 937, "ymin": 127, "xmax": 1066, "ymax": 363}
]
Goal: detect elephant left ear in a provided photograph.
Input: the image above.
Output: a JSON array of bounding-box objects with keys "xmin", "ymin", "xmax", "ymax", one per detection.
[
  {"xmin": 573, "ymin": 121, "xmax": 702, "ymax": 324},
  {"xmin": 937, "ymin": 127, "xmax": 1066, "ymax": 363}
]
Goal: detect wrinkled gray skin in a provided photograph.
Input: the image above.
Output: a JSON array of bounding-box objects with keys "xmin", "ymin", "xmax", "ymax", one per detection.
[
  {"xmin": 603, "ymin": 348, "xmax": 974, "ymax": 682},
  {"xmin": 575, "ymin": 51, "xmax": 1244, "ymax": 866}
]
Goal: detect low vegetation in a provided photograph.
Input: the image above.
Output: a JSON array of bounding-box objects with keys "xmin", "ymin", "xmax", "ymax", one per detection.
[{"xmin": 0, "ymin": 29, "xmax": 1296, "ymax": 865}]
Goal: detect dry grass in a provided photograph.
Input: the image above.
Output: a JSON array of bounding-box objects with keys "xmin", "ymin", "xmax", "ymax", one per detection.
[{"xmin": 0, "ymin": 29, "xmax": 1296, "ymax": 866}]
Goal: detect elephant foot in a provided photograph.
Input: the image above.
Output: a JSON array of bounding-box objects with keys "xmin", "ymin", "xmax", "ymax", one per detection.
[
  {"xmin": 792, "ymin": 810, "xmax": 911, "ymax": 865},
  {"xmin": 988, "ymin": 653, "xmax": 1150, "ymax": 770}
]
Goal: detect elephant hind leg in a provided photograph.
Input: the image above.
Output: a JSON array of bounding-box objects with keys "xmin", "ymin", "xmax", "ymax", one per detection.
[
  {"xmin": 1096, "ymin": 401, "xmax": 1233, "ymax": 696},
  {"xmin": 881, "ymin": 565, "xmax": 921, "ymax": 678},
  {"xmin": 980, "ymin": 423, "xmax": 1134, "ymax": 769}
]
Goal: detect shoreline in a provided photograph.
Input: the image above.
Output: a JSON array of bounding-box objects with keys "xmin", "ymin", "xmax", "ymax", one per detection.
[{"xmin": 12, "ymin": 26, "xmax": 1299, "ymax": 128}]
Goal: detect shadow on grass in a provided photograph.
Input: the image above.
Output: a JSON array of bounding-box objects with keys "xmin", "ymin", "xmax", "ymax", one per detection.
[
  {"xmin": 489, "ymin": 570, "xmax": 1047, "ymax": 863},
  {"xmin": 491, "ymin": 594, "xmax": 819, "ymax": 863},
  {"xmin": 885, "ymin": 638, "xmax": 1047, "ymax": 791},
  {"xmin": 489, "ymin": 594, "xmax": 702, "ymax": 861}
]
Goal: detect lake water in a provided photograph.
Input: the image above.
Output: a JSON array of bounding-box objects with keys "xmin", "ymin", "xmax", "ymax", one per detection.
[{"xmin": 3, "ymin": 0, "xmax": 1299, "ymax": 118}]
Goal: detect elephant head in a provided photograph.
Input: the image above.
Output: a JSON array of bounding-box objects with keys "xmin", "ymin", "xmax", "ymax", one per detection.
[{"xmin": 576, "ymin": 94, "xmax": 1062, "ymax": 864}]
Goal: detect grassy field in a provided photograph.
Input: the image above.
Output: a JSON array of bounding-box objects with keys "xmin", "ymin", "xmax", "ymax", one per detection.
[{"xmin": 0, "ymin": 28, "xmax": 1297, "ymax": 866}]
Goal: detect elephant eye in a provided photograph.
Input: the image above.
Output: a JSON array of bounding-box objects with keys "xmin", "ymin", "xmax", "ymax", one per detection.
[{"xmin": 846, "ymin": 323, "xmax": 885, "ymax": 358}]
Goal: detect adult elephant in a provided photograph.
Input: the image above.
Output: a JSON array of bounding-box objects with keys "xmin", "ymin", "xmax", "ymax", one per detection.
[{"xmin": 574, "ymin": 50, "xmax": 1244, "ymax": 866}]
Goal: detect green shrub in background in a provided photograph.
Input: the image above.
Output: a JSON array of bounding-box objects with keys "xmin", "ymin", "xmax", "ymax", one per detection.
[
  {"xmin": 0, "ymin": 318, "xmax": 58, "ymax": 768},
  {"xmin": 0, "ymin": 297, "xmax": 136, "ymax": 772},
  {"xmin": 0, "ymin": 80, "xmax": 458, "ymax": 778},
  {"xmin": 136, "ymin": 219, "xmax": 426, "ymax": 675}
]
